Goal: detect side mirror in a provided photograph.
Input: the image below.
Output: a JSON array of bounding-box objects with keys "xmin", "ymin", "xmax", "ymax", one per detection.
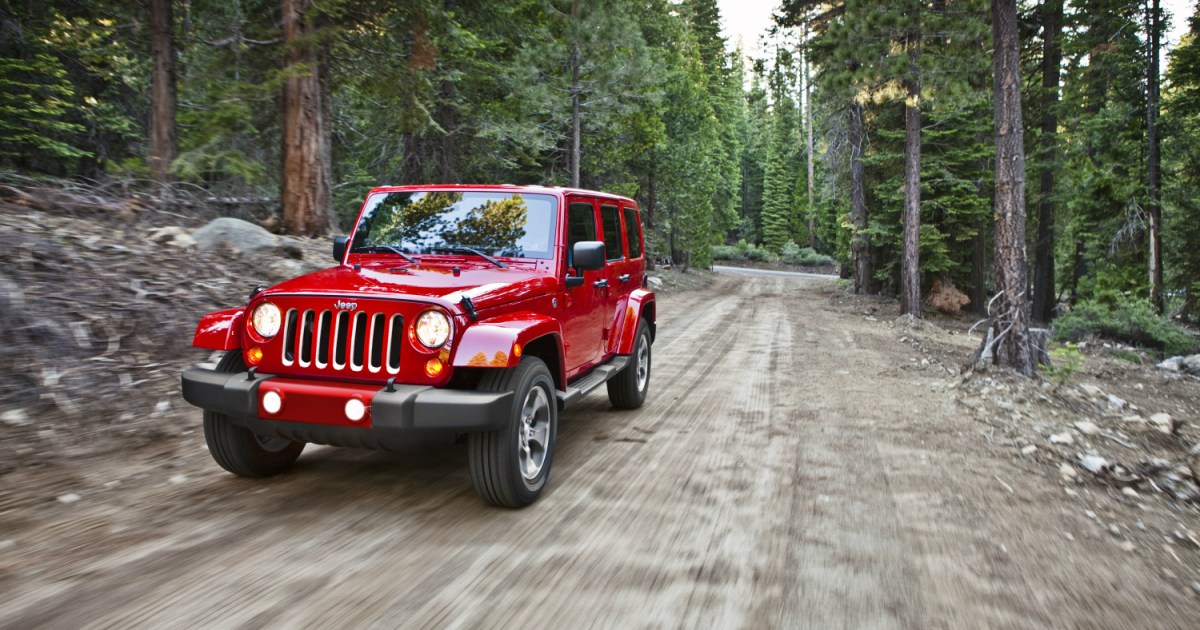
[
  {"xmin": 333, "ymin": 235, "xmax": 349, "ymax": 262},
  {"xmin": 572, "ymin": 241, "xmax": 605, "ymax": 271}
]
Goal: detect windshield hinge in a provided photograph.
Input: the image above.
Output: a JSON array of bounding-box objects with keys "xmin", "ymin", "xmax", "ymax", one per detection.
[{"xmin": 460, "ymin": 295, "xmax": 478, "ymax": 321}]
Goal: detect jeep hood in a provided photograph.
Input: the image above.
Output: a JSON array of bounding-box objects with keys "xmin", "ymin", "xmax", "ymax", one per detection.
[{"xmin": 260, "ymin": 263, "xmax": 555, "ymax": 312}]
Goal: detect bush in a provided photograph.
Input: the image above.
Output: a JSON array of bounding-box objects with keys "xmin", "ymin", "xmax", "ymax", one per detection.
[
  {"xmin": 780, "ymin": 241, "xmax": 835, "ymax": 266},
  {"xmin": 744, "ymin": 245, "xmax": 774, "ymax": 262},
  {"xmin": 1053, "ymin": 299, "xmax": 1197, "ymax": 357},
  {"xmin": 712, "ymin": 244, "xmax": 742, "ymax": 261}
]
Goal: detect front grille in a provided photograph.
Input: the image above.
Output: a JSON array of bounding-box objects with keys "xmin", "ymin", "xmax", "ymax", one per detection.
[{"xmin": 281, "ymin": 308, "xmax": 403, "ymax": 374}]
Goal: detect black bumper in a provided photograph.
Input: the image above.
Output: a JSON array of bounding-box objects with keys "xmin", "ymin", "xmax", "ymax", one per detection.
[{"xmin": 180, "ymin": 367, "xmax": 512, "ymax": 450}]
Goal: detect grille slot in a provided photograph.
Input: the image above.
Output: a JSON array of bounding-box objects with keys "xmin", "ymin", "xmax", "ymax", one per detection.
[{"xmin": 281, "ymin": 306, "xmax": 401, "ymax": 375}]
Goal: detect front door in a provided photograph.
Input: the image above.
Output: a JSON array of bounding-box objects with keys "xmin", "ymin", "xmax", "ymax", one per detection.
[{"xmin": 561, "ymin": 199, "xmax": 606, "ymax": 373}]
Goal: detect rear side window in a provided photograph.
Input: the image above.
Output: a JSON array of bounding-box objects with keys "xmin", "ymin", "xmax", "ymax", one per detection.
[
  {"xmin": 567, "ymin": 202, "xmax": 597, "ymax": 265},
  {"xmin": 623, "ymin": 207, "xmax": 642, "ymax": 258},
  {"xmin": 600, "ymin": 205, "xmax": 624, "ymax": 261}
]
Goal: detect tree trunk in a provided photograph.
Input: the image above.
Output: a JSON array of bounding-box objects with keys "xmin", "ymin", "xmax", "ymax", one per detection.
[
  {"xmin": 1032, "ymin": 0, "xmax": 1062, "ymax": 324},
  {"xmin": 982, "ymin": 0, "xmax": 1036, "ymax": 376},
  {"xmin": 849, "ymin": 101, "xmax": 871, "ymax": 294},
  {"xmin": 570, "ymin": 42, "xmax": 581, "ymax": 188},
  {"xmin": 900, "ymin": 36, "xmax": 922, "ymax": 317},
  {"xmin": 280, "ymin": 0, "xmax": 331, "ymax": 236},
  {"xmin": 1146, "ymin": 0, "xmax": 1164, "ymax": 312},
  {"xmin": 804, "ymin": 30, "xmax": 816, "ymax": 249},
  {"xmin": 149, "ymin": 0, "xmax": 176, "ymax": 184}
]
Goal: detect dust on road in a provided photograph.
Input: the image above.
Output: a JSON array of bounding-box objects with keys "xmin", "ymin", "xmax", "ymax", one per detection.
[{"xmin": 1, "ymin": 271, "xmax": 1195, "ymax": 628}]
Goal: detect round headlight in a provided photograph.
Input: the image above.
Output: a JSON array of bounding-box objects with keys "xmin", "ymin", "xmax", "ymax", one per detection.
[
  {"xmin": 415, "ymin": 310, "xmax": 451, "ymax": 348},
  {"xmin": 251, "ymin": 302, "xmax": 282, "ymax": 338}
]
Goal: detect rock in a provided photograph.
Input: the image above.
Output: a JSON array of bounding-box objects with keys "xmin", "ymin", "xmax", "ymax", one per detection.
[
  {"xmin": 1059, "ymin": 463, "xmax": 1079, "ymax": 480},
  {"xmin": 1122, "ymin": 487, "xmax": 1139, "ymax": 499},
  {"xmin": 1121, "ymin": 414, "xmax": 1145, "ymax": 424},
  {"xmin": 147, "ymin": 226, "xmax": 196, "ymax": 249},
  {"xmin": 647, "ymin": 276, "xmax": 663, "ymax": 287},
  {"xmin": 1, "ymin": 408, "xmax": 30, "ymax": 426},
  {"xmin": 1079, "ymin": 455, "xmax": 1108, "ymax": 474},
  {"xmin": 1050, "ymin": 431, "xmax": 1074, "ymax": 445},
  {"xmin": 1108, "ymin": 524, "xmax": 1121, "ymax": 536},
  {"xmin": 1073, "ymin": 421, "xmax": 1101, "ymax": 436},
  {"xmin": 154, "ymin": 400, "xmax": 170, "ymax": 413},
  {"xmin": 1163, "ymin": 476, "xmax": 1200, "ymax": 501},
  {"xmin": 1117, "ymin": 540, "xmax": 1136, "ymax": 552},
  {"xmin": 1158, "ymin": 357, "xmax": 1183, "ymax": 371},
  {"xmin": 1079, "ymin": 383, "xmax": 1105, "ymax": 398},
  {"xmin": 56, "ymin": 492, "xmax": 81, "ymax": 504},
  {"xmin": 1149, "ymin": 413, "xmax": 1175, "ymax": 435},
  {"xmin": 997, "ymin": 400, "xmax": 1015, "ymax": 412},
  {"xmin": 1192, "ymin": 582, "xmax": 1200, "ymax": 598},
  {"xmin": 1107, "ymin": 394, "xmax": 1127, "ymax": 409},
  {"xmin": 265, "ymin": 258, "xmax": 319, "ymax": 282},
  {"xmin": 192, "ymin": 217, "xmax": 303, "ymax": 259},
  {"xmin": 1179, "ymin": 354, "xmax": 1200, "ymax": 374},
  {"xmin": 168, "ymin": 475, "xmax": 187, "ymax": 484},
  {"xmin": 1020, "ymin": 445, "xmax": 1038, "ymax": 456}
]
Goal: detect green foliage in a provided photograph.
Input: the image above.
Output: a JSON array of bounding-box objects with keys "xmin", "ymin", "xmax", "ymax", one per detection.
[
  {"xmin": 1053, "ymin": 299, "xmax": 1197, "ymax": 356},
  {"xmin": 781, "ymin": 241, "xmax": 835, "ymax": 266},
  {"xmin": 1039, "ymin": 344, "xmax": 1083, "ymax": 391},
  {"xmin": 0, "ymin": 54, "xmax": 90, "ymax": 164}
]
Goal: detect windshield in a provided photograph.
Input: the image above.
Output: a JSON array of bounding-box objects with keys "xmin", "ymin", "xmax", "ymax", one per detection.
[{"xmin": 350, "ymin": 191, "xmax": 558, "ymax": 261}]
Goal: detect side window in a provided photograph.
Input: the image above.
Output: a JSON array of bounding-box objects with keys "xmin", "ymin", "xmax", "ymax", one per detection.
[
  {"xmin": 600, "ymin": 205, "xmax": 624, "ymax": 261},
  {"xmin": 567, "ymin": 202, "xmax": 597, "ymax": 266},
  {"xmin": 623, "ymin": 207, "xmax": 642, "ymax": 259}
]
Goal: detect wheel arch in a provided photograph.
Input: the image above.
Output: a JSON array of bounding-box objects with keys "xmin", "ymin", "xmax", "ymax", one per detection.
[
  {"xmin": 452, "ymin": 312, "xmax": 566, "ymax": 389},
  {"xmin": 615, "ymin": 290, "xmax": 656, "ymax": 354},
  {"xmin": 193, "ymin": 307, "xmax": 245, "ymax": 351}
]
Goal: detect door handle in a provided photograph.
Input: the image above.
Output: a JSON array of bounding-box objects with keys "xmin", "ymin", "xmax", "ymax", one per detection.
[
  {"xmin": 594, "ymin": 279, "xmax": 609, "ymax": 288},
  {"xmin": 618, "ymin": 274, "xmax": 631, "ymax": 282}
]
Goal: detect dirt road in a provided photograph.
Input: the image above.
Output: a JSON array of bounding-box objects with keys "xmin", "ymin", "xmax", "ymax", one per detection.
[{"xmin": 1, "ymin": 271, "xmax": 1195, "ymax": 628}]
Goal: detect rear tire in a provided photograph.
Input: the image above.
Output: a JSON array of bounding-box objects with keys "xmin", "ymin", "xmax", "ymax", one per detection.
[
  {"xmin": 469, "ymin": 357, "xmax": 557, "ymax": 508},
  {"xmin": 607, "ymin": 319, "xmax": 652, "ymax": 409},
  {"xmin": 203, "ymin": 351, "xmax": 304, "ymax": 478}
]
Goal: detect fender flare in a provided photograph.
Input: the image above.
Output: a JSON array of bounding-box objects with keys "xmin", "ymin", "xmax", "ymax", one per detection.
[
  {"xmin": 193, "ymin": 307, "xmax": 244, "ymax": 351},
  {"xmin": 452, "ymin": 312, "xmax": 566, "ymax": 385},
  {"xmin": 615, "ymin": 289, "xmax": 656, "ymax": 354}
]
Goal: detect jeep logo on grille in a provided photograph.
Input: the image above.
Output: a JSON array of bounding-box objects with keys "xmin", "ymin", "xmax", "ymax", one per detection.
[{"xmin": 334, "ymin": 300, "xmax": 358, "ymax": 311}]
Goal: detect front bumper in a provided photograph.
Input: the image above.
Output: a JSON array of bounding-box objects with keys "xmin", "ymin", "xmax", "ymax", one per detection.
[{"xmin": 181, "ymin": 367, "xmax": 512, "ymax": 450}]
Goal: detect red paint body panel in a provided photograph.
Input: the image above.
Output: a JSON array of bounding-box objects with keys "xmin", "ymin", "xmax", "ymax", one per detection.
[
  {"xmin": 616, "ymin": 290, "xmax": 656, "ymax": 354},
  {"xmin": 190, "ymin": 185, "xmax": 654, "ymax": 424},
  {"xmin": 257, "ymin": 377, "xmax": 379, "ymax": 427},
  {"xmin": 452, "ymin": 310, "xmax": 564, "ymax": 379},
  {"xmin": 193, "ymin": 308, "xmax": 244, "ymax": 351}
]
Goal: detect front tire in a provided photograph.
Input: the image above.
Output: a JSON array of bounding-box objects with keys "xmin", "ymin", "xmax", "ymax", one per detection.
[
  {"xmin": 203, "ymin": 351, "xmax": 305, "ymax": 478},
  {"xmin": 469, "ymin": 357, "xmax": 557, "ymax": 508},
  {"xmin": 607, "ymin": 319, "xmax": 652, "ymax": 409}
]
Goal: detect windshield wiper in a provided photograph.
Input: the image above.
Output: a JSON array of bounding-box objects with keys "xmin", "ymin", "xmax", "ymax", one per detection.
[
  {"xmin": 356, "ymin": 244, "xmax": 417, "ymax": 264},
  {"xmin": 431, "ymin": 246, "xmax": 507, "ymax": 269}
]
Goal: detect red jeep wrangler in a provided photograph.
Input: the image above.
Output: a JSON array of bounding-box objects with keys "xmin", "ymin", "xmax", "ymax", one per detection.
[{"xmin": 181, "ymin": 185, "xmax": 655, "ymax": 507}]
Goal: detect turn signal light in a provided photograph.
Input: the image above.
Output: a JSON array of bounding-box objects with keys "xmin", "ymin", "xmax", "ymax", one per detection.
[
  {"xmin": 246, "ymin": 346, "xmax": 264, "ymax": 365},
  {"xmin": 425, "ymin": 358, "xmax": 444, "ymax": 377},
  {"xmin": 513, "ymin": 343, "xmax": 523, "ymax": 358}
]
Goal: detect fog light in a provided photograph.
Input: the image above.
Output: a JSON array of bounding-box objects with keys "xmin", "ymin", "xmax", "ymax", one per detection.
[
  {"xmin": 345, "ymin": 398, "xmax": 366, "ymax": 422},
  {"xmin": 246, "ymin": 346, "xmax": 264, "ymax": 365},
  {"xmin": 262, "ymin": 390, "xmax": 282, "ymax": 414},
  {"xmin": 425, "ymin": 358, "xmax": 444, "ymax": 377}
]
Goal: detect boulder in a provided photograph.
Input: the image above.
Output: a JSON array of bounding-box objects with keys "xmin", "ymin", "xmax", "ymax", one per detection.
[
  {"xmin": 265, "ymin": 259, "xmax": 319, "ymax": 282},
  {"xmin": 148, "ymin": 226, "xmax": 196, "ymax": 249},
  {"xmin": 192, "ymin": 217, "xmax": 302, "ymax": 259},
  {"xmin": 1158, "ymin": 354, "xmax": 1200, "ymax": 375}
]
